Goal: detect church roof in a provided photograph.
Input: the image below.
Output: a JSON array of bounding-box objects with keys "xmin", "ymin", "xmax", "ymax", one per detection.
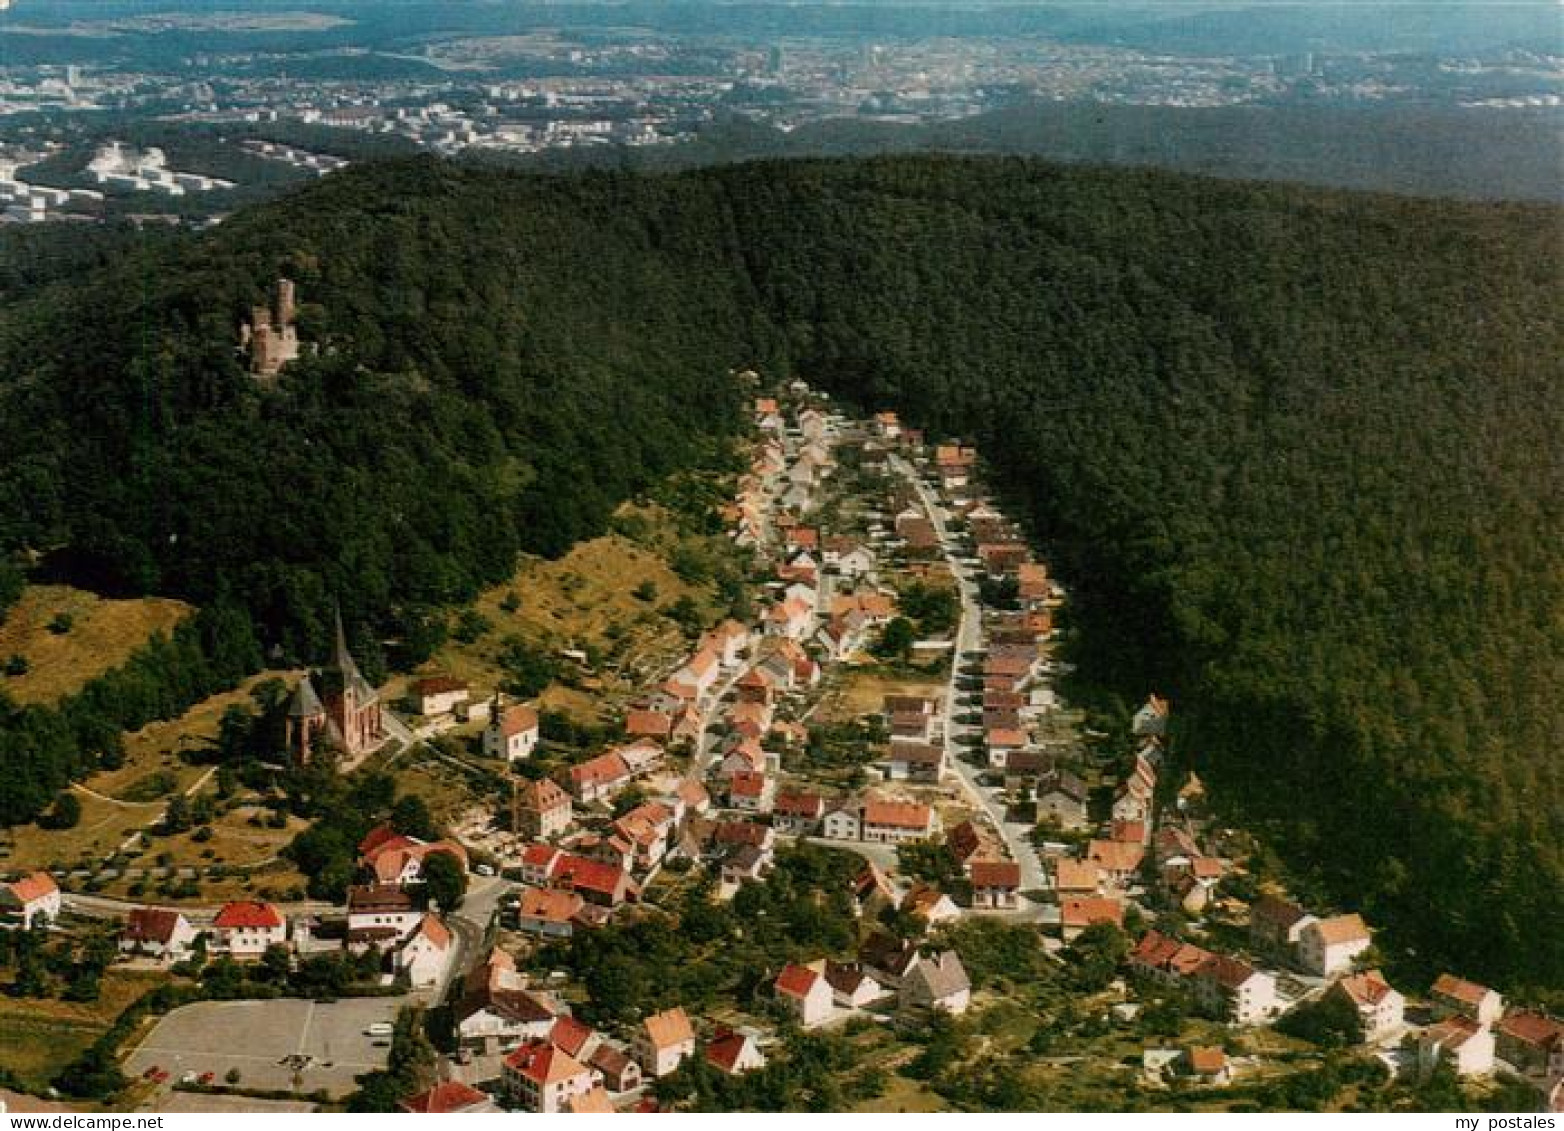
[{"xmin": 288, "ymin": 675, "xmax": 325, "ymax": 718}]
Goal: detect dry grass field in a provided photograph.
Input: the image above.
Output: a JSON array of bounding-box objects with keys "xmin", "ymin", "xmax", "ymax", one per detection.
[
  {"xmin": 0, "ymin": 585, "xmax": 191, "ymax": 705},
  {"xmin": 0, "ymin": 969, "xmax": 167, "ymax": 1089}
]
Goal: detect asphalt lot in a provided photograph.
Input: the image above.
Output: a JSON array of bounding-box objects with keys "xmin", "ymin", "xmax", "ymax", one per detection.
[{"xmin": 124, "ymin": 996, "xmax": 400, "ymax": 1098}]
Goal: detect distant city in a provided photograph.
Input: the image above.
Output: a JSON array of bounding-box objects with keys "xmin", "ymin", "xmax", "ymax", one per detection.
[{"xmin": 0, "ymin": 2, "xmax": 1560, "ymax": 223}]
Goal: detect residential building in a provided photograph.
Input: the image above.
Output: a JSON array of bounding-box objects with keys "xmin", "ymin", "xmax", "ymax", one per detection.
[
  {"xmin": 1298, "ymin": 914, "xmax": 1372, "ymax": 977},
  {"xmin": 347, "ymin": 885, "xmax": 422, "ymax": 947},
  {"xmin": 1494, "ymin": 1011, "xmax": 1564, "ymax": 1075},
  {"xmin": 635, "ymin": 1007, "xmax": 696, "ymax": 1078},
  {"xmin": 1418, "ymin": 1016, "xmax": 1496, "ymax": 1078},
  {"xmin": 900, "ymin": 950, "xmax": 971, "ymax": 1014},
  {"xmin": 398, "ymin": 1081, "xmax": 500, "ymax": 1113},
  {"xmin": 209, "ymin": 901, "xmax": 286, "ymax": 958},
  {"xmin": 1060, "ymin": 897, "xmax": 1125, "ymax": 941},
  {"xmin": 1327, "ymin": 970, "xmax": 1405, "ymax": 1042},
  {"xmin": 705, "ymin": 1030, "xmax": 766, "ymax": 1076},
  {"xmin": 969, "ymin": 860, "xmax": 1023, "ymax": 910},
  {"xmin": 825, "ymin": 961, "xmax": 886, "ymax": 1010},
  {"xmin": 455, "ymin": 949, "xmax": 561, "ymax": 1052},
  {"xmin": 588, "ymin": 1043, "xmax": 643, "ymax": 1093},
  {"xmin": 1036, "ymin": 773, "xmax": 1089, "ymax": 830},
  {"xmin": 1249, "ymin": 895, "xmax": 1316, "ymax": 956},
  {"xmin": 0, "ymin": 872, "xmax": 61, "ymax": 929},
  {"xmin": 772, "ymin": 791, "xmax": 825, "ymax": 835},
  {"xmin": 397, "ymin": 913, "xmax": 452, "ymax": 989},
  {"xmin": 861, "ymin": 798, "xmax": 938, "ymax": 843},
  {"xmin": 502, "ymin": 1039, "xmax": 596, "ymax": 1113},
  {"xmin": 776, "ymin": 963, "xmax": 835, "ymax": 1028},
  {"xmin": 119, "ymin": 907, "xmax": 196, "ymax": 960},
  {"xmin": 517, "ymin": 888, "xmax": 587, "ymax": 939},
  {"xmin": 1430, "ymin": 974, "xmax": 1504, "ymax": 1026},
  {"xmin": 411, "ymin": 676, "xmax": 469, "ymax": 717},
  {"xmin": 1193, "ymin": 955, "xmax": 1278, "ymax": 1027},
  {"xmin": 515, "ymin": 778, "xmax": 573, "ymax": 840}
]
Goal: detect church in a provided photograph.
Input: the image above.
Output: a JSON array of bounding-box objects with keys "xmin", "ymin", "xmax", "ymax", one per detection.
[{"xmin": 286, "ymin": 614, "xmax": 386, "ymax": 762}]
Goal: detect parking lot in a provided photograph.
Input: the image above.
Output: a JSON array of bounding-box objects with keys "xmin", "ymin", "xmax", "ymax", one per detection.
[{"xmin": 124, "ymin": 996, "xmax": 401, "ymax": 1099}]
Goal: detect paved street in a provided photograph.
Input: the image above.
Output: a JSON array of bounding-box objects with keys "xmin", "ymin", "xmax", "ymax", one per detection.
[{"xmin": 892, "ymin": 455, "xmax": 1049, "ymax": 897}]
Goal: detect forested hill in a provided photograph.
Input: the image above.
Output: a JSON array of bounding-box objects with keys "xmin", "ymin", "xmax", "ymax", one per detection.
[{"xmin": 0, "ymin": 156, "xmax": 1559, "ymax": 991}]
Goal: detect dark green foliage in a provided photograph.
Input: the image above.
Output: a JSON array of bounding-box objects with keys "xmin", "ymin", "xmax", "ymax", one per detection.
[
  {"xmin": 542, "ymin": 843, "xmax": 859, "ymax": 1027},
  {"xmin": 39, "ymin": 790, "xmax": 81, "ymax": 830},
  {"xmin": 420, "ymin": 850, "xmax": 467, "ymax": 912},
  {"xmin": 0, "ymin": 154, "xmax": 1557, "ymax": 993},
  {"xmin": 1061, "ymin": 922, "xmax": 1130, "ymax": 992},
  {"xmin": 1276, "ymin": 992, "xmax": 1365, "ymax": 1049}
]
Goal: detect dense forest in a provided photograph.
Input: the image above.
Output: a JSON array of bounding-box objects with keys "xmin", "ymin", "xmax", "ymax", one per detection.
[{"xmin": 0, "ymin": 154, "xmax": 1558, "ymax": 992}]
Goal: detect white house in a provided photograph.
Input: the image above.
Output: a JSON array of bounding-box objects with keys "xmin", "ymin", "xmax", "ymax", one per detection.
[
  {"xmin": 775, "ymin": 964, "xmax": 835, "ymax": 1028},
  {"xmin": 634, "ymin": 1007, "xmax": 696, "ymax": 1078},
  {"xmin": 347, "ymin": 885, "xmax": 423, "ymax": 942},
  {"xmin": 119, "ymin": 907, "xmax": 196, "ymax": 961},
  {"xmin": 1298, "ymin": 914, "xmax": 1372, "ymax": 977},
  {"xmin": 0, "ymin": 872, "xmax": 61, "ymax": 929},
  {"xmin": 209, "ymin": 901, "xmax": 287, "ymax": 958},
  {"xmin": 1419, "ymin": 1016, "xmax": 1496, "ymax": 1077},
  {"xmin": 411, "ymin": 676, "xmax": 469, "ymax": 717},
  {"xmin": 900, "ymin": 950, "xmax": 971, "ymax": 1015},
  {"xmin": 1430, "ymin": 974, "xmax": 1504, "ymax": 1027},
  {"xmin": 397, "ymin": 914, "xmax": 453, "ymax": 989},
  {"xmin": 1328, "ymin": 970, "xmax": 1405, "ymax": 1042}
]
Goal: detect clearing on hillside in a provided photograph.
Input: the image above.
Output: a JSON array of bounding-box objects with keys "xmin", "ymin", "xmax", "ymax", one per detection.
[{"xmin": 0, "ymin": 584, "xmax": 191, "ymax": 705}]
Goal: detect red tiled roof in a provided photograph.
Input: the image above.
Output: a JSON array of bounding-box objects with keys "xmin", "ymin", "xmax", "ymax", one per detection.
[
  {"xmin": 398, "ymin": 1080, "xmax": 491, "ymax": 1113},
  {"xmin": 775, "ymin": 963, "xmax": 821, "ymax": 999},
  {"xmin": 504, "ymin": 1039, "xmax": 590, "ymax": 1085},
  {"xmin": 123, "ymin": 907, "xmax": 185, "ymax": 944},
  {"xmin": 969, "ymin": 861, "xmax": 1021, "ymax": 888},
  {"xmin": 6, "ymin": 871, "xmax": 58, "ymax": 904},
  {"xmin": 549, "ymin": 1015, "xmax": 596, "ymax": 1058},
  {"xmin": 212, "ymin": 900, "xmax": 283, "ymax": 929},
  {"xmin": 862, "ymin": 799, "xmax": 931, "ymax": 829}
]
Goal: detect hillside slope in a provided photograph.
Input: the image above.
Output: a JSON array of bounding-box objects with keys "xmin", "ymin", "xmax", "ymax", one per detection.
[{"xmin": 0, "ymin": 155, "xmax": 1558, "ymax": 990}]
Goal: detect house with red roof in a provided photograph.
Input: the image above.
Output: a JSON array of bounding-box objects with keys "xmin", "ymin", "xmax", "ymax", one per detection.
[
  {"xmin": 1418, "ymin": 1016, "xmax": 1496, "ymax": 1078},
  {"xmin": 209, "ymin": 900, "xmax": 287, "ymax": 957},
  {"xmin": 410, "ymin": 676, "xmax": 470, "ymax": 718},
  {"xmin": 119, "ymin": 907, "xmax": 195, "ymax": 961},
  {"xmin": 772, "ymin": 791, "xmax": 825, "ymax": 835},
  {"xmin": 1326, "ymin": 969, "xmax": 1406, "ymax": 1042},
  {"xmin": 634, "ymin": 1007, "xmax": 696, "ymax": 1078},
  {"xmin": 0, "ymin": 871, "xmax": 60, "ymax": 929},
  {"xmin": 398, "ymin": 1080, "xmax": 500, "ymax": 1114},
  {"xmin": 502, "ymin": 1039, "xmax": 597, "ymax": 1113},
  {"xmin": 623, "ymin": 707, "xmax": 673, "ymax": 740},
  {"xmin": 705, "ymin": 1030, "xmax": 767, "ymax": 1076},
  {"xmin": 969, "ymin": 860, "xmax": 1023, "ymax": 910},
  {"xmin": 860, "ymin": 798, "xmax": 938, "ymax": 844},
  {"xmin": 455, "ymin": 949, "xmax": 563, "ymax": 1052},
  {"xmin": 1298, "ymin": 913, "xmax": 1373, "ymax": 976},
  {"xmin": 517, "ymin": 888, "xmax": 588, "ymax": 940},
  {"xmin": 726, "ymin": 771, "xmax": 775, "ymax": 814},
  {"xmin": 553, "ymin": 854, "xmax": 638, "ymax": 908},
  {"xmin": 775, "ymin": 963, "xmax": 835, "ymax": 1028},
  {"xmin": 565, "ymin": 750, "xmax": 633, "ymax": 805},
  {"xmin": 515, "ymin": 778, "xmax": 573, "ymax": 841},
  {"xmin": 1430, "ymin": 974, "xmax": 1505, "ymax": 1027},
  {"xmin": 1494, "ymin": 1010, "xmax": 1564, "ymax": 1076},
  {"xmin": 1059, "ymin": 897, "xmax": 1125, "ymax": 941},
  {"xmin": 397, "ymin": 913, "xmax": 453, "ymax": 989}
]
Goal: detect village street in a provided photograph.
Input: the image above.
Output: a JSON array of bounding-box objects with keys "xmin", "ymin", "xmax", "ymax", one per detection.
[{"xmin": 891, "ymin": 454, "xmax": 1049, "ymax": 897}]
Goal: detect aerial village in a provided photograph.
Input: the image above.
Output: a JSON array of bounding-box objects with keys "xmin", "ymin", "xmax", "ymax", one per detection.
[{"xmin": 2, "ymin": 381, "xmax": 1559, "ymax": 1114}]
